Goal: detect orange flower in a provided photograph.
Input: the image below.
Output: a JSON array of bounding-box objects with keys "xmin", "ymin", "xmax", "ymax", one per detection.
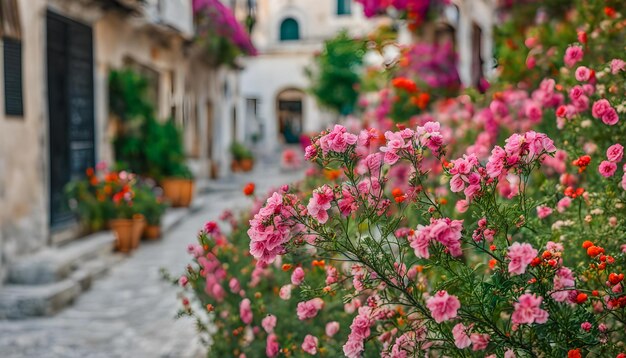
[
  {"xmin": 582, "ymin": 241, "xmax": 594, "ymax": 249},
  {"xmin": 312, "ymin": 260, "xmax": 325, "ymax": 268},
  {"xmin": 282, "ymin": 264, "xmax": 293, "ymax": 271},
  {"xmin": 488, "ymin": 259, "xmax": 497, "ymax": 269},
  {"xmin": 86, "ymin": 168, "xmax": 94, "ymax": 177},
  {"xmin": 410, "ymin": 92, "xmax": 430, "ymax": 110},
  {"xmin": 243, "ymin": 182, "xmax": 255, "ymax": 196},
  {"xmin": 323, "ymin": 169, "xmax": 342, "ymax": 180},
  {"xmin": 575, "ymin": 293, "xmax": 588, "ymax": 304},
  {"xmin": 587, "ymin": 245, "xmax": 604, "ymax": 257},
  {"xmin": 391, "ymin": 188, "xmax": 403, "ymax": 198}
]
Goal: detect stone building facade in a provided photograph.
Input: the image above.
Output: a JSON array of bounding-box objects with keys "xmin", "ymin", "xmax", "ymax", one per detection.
[{"xmin": 0, "ymin": 0, "xmax": 238, "ymax": 284}]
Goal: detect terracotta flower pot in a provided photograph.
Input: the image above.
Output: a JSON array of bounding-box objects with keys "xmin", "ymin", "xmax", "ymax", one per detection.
[
  {"xmin": 109, "ymin": 219, "xmax": 134, "ymax": 253},
  {"xmin": 161, "ymin": 178, "xmax": 182, "ymax": 207},
  {"xmin": 143, "ymin": 225, "xmax": 162, "ymax": 240},
  {"xmin": 132, "ymin": 215, "xmax": 146, "ymax": 249},
  {"xmin": 178, "ymin": 179, "xmax": 195, "ymax": 208},
  {"xmin": 240, "ymin": 159, "xmax": 254, "ymax": 172},
  {"xmin": 231, "ymin": 160, "xmax": 241, "ymax": 172}
]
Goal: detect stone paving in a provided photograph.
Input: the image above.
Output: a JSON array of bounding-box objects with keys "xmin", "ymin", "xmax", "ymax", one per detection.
[{"xmin": 0, "ymin": 166, "xmax": 303, "ymax": 358}]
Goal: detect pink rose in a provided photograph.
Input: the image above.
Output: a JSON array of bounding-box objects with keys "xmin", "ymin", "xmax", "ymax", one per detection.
[
  {"xmin": 599, "ymin": 160, "xmax": 617, "ymax": 178},
  {"xmin": 563, "ymin": 45, "xmax": 583, "ymax": 68},
  {"xmin": 426, "ymin": 290, "xmax": 461, "ymax": 323},
  {"xmin": 291, "ymin": 267, "xmax": 305, "ymax": 285},
  {"xmin": 507, "ymin": 242, "xmax": 537, "ymax": 275},
  {"xmin": 301, "ymin": 335, "xmax": 318, "ymax": 355},
  {"xmin": 602, "ymin": 108, "xmax": 619, "ymax": 126},
  {"xmin": 575, "ymin": 66, "xmax": 591, "ymax": 81},
  {"xmin": 591, "ymin": 99, "xmax": 612, "ymax": 119},
  {"xmin": 325, "ymin": 321, "xmax": 340, "ymax": 337},
  {"xmin": 607, "ymin": 144, "xmax": 624, "ymax": 162}
]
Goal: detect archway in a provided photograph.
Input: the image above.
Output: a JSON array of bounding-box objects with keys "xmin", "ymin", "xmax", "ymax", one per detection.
[{"xmin": 276, "ymin": 89, "xmax": 304, "ymax": 144}]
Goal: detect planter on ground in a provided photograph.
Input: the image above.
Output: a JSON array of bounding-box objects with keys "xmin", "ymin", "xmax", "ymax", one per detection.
[
  {"xmin": 143, "ymin": 225, "xmax": 161, "ymax": 240},
  {"xmin": 131, "ymin": 214, "xmax": 146, "ymax": 249},
  {"xmin": 109, "ymin": 219, "xmax": 134, "ymax": 253}
]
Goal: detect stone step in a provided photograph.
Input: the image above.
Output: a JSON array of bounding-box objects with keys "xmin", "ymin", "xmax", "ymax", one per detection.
[
  {"xmin": 7, "ymin": 231, "xmax": 116, "ymax": 285},
  {"xmin": 0, "ymin": 253, "xmax": 121, "ymax": 319}
]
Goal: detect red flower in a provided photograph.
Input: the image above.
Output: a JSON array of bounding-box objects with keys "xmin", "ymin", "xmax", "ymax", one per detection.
[
  {"xmin": 391, "ymin": 77, "xmax": 418, "ymax": 93},
  {"xmin": 243, "ymin": 182, "xmax": 255, "ymax": 196},
  {"xmin": 568, "ymin": 348, "xmax": 582, "ymax": 358},
  {"xmin": 604, "ymin": 7, "xmax": 616, "ymax": 18},
  {"xmin": 608, "ymin": 273, "xmax": 624, "ymax": 286}
]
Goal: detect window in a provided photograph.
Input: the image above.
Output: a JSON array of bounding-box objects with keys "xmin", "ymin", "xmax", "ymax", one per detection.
[
  {"xmin": 3, "ymin": 37, "xmax": 22, "ymax": 116},
  {"xmin": 337, "ymin": 0, "xmax": 351, "ymax": 15},
  {"xmin": 279, "ymin": 18, "xmax": 299, "ymax": 41},
  {"xmin": 2, "ymin": 0, "xmax": 23, "ymax": 116}
]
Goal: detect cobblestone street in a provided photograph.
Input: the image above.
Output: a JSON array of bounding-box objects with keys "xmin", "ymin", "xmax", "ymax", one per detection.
[{"xmin": 0, "ymin": 166, "xmax": 302, "ymax": 358}]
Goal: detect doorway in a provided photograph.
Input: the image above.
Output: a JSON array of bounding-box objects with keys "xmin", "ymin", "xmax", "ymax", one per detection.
[
  {"xmin": 276, "ymin": 89, "xmax": 304, "ymax": 144},
  {"xmin": 47, "ymin": 11, "xmax": 95, "ymax": 227}
]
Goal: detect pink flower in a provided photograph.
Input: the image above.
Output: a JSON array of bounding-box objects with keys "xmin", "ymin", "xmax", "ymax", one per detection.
[
  {"xmin": 610, "ymin": 59, "xmax": 626, "ymax": 74},
  {"xmin": 551, "ymin": 267, "xmax": 575, "ymax": 302},
  {"xmin": 409, "ymin": 218, "xmax": 464, "ymax": 259},
  {"xmin": 591, "ymin": 99, "xmax": 612, "ymax": 118},
  {"xmin": 470, "ymin": 333, "xmax": 490, "ymax": 351},
  {"xmin": 307, "ymin": 185, "xmax": 334, "ymax": 224},
  {"xmin": 262, "ymin": 314, "xmax": 277, "ymax": 333},
  {"xmin": 602, "ymin": 108, "xmax": 619, "ymax": 126},
  {"xmin": 536, "ymin": 206, "xmax": 553, "ymax": 219},
  {"xmin": 178, "ymin": 275, "xmax": 188, "ymax": 287},
  {"xmin": 557, "ymin": 196, "xmax": 571, "ymax": 213},
  {"xmin": 297, "ymin": 298, "xmax": 324, "ymax": 320},
  {"xmin": 512, "ymin": 293, "xmax": 549, "ymax": 325},
  {"xmin": 279, "ymin": 284, "xmax": 292, "ymax": 300},
  {"xmin": 563, "ymin": 45, "xmax": 583, "ymax": 67},
  {"xmin": 622, "ymin": 171, "xmax": 626, "ymax": 190},
  {"xmin": 318, "ymin": 125, "xmax": 357, "ymax": 154},
  {"xmin": 575, "ymin": 66, "xmax": 591, "ymax": 81},
  {"xmin": 266, "ymin": 333, "xmax": 280, "ymax": 357},
  {"xmin": 426, "ymin": 290, "xmax": 461, "ymax": 323},
  {"xmin": 581, "ymin": 322, "xmax": 592, "ymax": 331},
  {"xmin": 229, "ymin": 278, "xmax": 241, "ymax": 293},
  {"xmin": 325, "ymin": 321, "xmax": 340, "ymax": 337},
  {"xmin": 291, "ymin": 267, "xmax": 305, "ymax": 285},
  {"xmin": 301, "ymin": 335, "xmax": 319, "ymax": 355},
  {"xmin": 507, "ymin": 242, "xmax": 538, "ymax": 275},
  {"xmin": 599, "ymin": 160, "xmax": 617, "ymax": 178},
  {"xmin": 342, "ymin": 339, "xmax": 364, "ymax": 358},
  {"xmin": 338, "ymin": 186, "xmax": 358, "ymax": 216},
  {"xmin": 607, "ymin": 144, "xmax": 624, "ymax": 163},
  {"xmin": 453, "ymin": 323, "xmax": 472, "ymax": 348},
  {"xmin": 240, "ymin": 298, "xmax": 253, "ymax": 325}
]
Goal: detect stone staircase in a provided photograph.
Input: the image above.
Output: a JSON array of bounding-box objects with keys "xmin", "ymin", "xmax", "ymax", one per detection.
[{"xmin": 0, "ymin": 232, "xmax": 119, "ymax": 319}]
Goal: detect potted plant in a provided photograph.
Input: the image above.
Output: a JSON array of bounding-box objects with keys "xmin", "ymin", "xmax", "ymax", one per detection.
[
  {"xmin": 109, "ymin": 183, "xmax": 136, "ymax": 253},
  {"xmin": 230, "ymin": 141, "xmax": 254, "ymax": 172},
  {"xmin": 134, "ymin": 184, "xmax": 167, "ymax": 240}
]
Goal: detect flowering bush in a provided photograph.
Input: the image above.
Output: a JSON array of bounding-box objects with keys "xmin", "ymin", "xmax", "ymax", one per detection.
[
  {"xmin": 176, "ymin": 3, "xmax": 626, "ymax": 356},
  {"xmin": 193, "ymin": 0, "xmax": 256, "ymax": 67}
]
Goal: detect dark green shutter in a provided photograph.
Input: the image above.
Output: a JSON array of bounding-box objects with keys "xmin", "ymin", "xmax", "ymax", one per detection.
[
  {"xmin": 3, "ymin": 37, "xmax": 23, "ymax": 116},
  {"xmin": 337, "ymin": 0, "xmax": 351, "ymax": 15}
]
